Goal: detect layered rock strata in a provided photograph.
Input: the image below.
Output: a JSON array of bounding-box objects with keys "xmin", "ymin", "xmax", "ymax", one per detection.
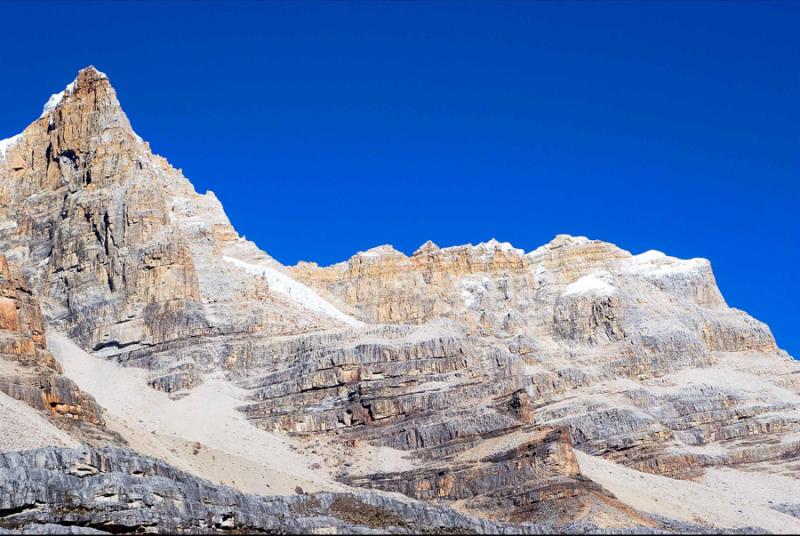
[
  {"xmin": 0, "ymin": 253, "xmax": 116, "ymax": 445},
  {"xmin": 0, "ymin": 447, "xmax": 561, "ymax": 534},
  {"xmin": 1, "ymin": 67, "xmax": 798, "ymax": 533}
]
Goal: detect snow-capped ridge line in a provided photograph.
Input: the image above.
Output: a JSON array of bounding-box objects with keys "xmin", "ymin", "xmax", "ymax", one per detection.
[
  {"xmin": 622, "ymin": 249, "xmax": 710, "ymax": 277},
  {"xmin": 308, "ymin": 234, "xmax": 605, "ymax": 268}
]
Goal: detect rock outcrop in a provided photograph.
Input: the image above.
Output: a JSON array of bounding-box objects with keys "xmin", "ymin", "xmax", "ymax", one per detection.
[
  {"xmin": 0, "ymin": 253, "xmax": 117, "ymax": 445},
  {"xmin": 283, "ymin": 237, "xmax": 797, "ymax": 484},
  {"xmin": 0, "ymin": 447, "xmax": 562, "ymax": 534},
  {"xmin": 0, "ymin": 67, "xmax": 345, "ymax": 390},
  {"xmin": 1, "ymin": 67, "xmax": 798, "ymax": 534}
]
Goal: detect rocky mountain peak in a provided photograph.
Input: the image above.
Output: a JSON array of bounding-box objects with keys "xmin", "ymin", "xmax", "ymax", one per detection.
[
  {"xmin": 413, "ymin": 239, "xmax": 440, "ymax": 256},
  {"xmin": 39, "ymin": 66, "xmax": 119, "ymax": 121},
  {"xmin": 356, "ymin": 244, "xmax": 405, "ymax": 258},
  {"xmin": 1, "ymin": 67, "xmax": 125, "ymax": 166},
  {"xmin": 1, "ymin": 68, "xmax": 799, "ymax": 535},
  {"xmin": 0, "ymin": 65, "xmax": 355, "ymax": 377},
  {"xmin": 76, "ymin": 65, "xmax": 108, "ymax": 84}
]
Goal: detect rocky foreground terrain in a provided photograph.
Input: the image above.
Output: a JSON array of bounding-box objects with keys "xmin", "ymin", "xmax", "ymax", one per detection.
[{"xmin": 0, "ymin": 67, "xmax": 798, "ymax": 534}]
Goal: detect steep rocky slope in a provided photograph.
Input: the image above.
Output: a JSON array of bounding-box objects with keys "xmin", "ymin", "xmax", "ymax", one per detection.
[
  {"xmin": 0, "ymin": 67, "xmax": 350, "ymax": 392},
  {"xmin": 0, "ymin": 253, "xmax": 118, "ymax": 446},
  {"xmin": 1, "ymin": 67, "xmax": 798, "ymax": 533},
  {"xmin": 0, "ymin": 447, "xmax": 558, "ymax": 535}
]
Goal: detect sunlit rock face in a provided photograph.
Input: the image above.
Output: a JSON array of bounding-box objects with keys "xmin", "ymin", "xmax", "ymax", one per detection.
[
  {"xmin": 0, "ymin": 67, "xmax": 346, "ymax": 390},
  {"xmin": 0, "ymin": 253, "xmax": 117, "ymax": 445},
  {"xmin": 282, "ymin": 234, "xmax": 796, "ymax": 487},
  {"xmin": 0, "ymin": 67, "xmax": 798, "ymax": 533}
]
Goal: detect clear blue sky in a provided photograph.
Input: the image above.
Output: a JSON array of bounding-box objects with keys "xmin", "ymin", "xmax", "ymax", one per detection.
[{"xmin": 0, "ymin": 1, "xmax": 798, "ymax": 356}]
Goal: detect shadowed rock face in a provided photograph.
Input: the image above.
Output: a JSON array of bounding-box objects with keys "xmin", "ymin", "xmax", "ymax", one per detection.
[
  {"xmin": 1, "ymin": 67, "xmax": 799, "ymax": 533},
  {"xmin": 0, "ymin": 447, "xmax": 746, "ymax": 534},
  {"xmin": 0, "ymin": 447, "xmax": 564, "ymax": 535}
]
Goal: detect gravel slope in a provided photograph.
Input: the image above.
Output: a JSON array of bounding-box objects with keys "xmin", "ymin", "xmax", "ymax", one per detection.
[{"xmin": 0, "ymin": 390, "xmax": 78, "ymax": 452}]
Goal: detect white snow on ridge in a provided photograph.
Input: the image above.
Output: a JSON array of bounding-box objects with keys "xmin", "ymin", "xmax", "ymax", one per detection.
[
  {"xmin": 527, "ymin": 234, "xmax": 591, "ymax": 258},
  {"xmin": 532, "ymin": 264, "xmax": 547, "ymax": 286},
  {"xmin": 40, "ymin": 80, "xmax": 77, "ymax": 118},
  {"xmin": 350, "ymin": 237, "xmax": 565, "ymax": 263},
  {"xmin": 622, "ymin": 250, "xmax": 709, "ymax": 277},
  {"xmin": 41, "ymin": 90, "xmax": 66, "ymax": 117},
  {"xmin": 37, "ymin": 68, "xmax": 109, "ymax": 120},
  {"xmin": 357, "ymin": 245, "xmax": 402, "ymax": 258},
  {"xmin": 0, "ymin": 133, "xmax": 22, "ymax": 159},
  {"xmin": 222, "ymin": 256, "xmax": 363, "ymax": 327},
  {"xmin": 563, "ymin": 271, "xmax": 616, "ymax": 297},
  {"xmin": 437, "ymin": 238, "xmax": 524, "ymax": 257},
  {"xmin": 475, "ymin": 238, "xmax": 524, "ymax": 255}
]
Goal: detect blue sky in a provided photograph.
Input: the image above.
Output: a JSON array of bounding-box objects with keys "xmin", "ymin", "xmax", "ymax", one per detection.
[{"xmin": 0, "ymin": 1, "xmax": 798, "ymax": 356}]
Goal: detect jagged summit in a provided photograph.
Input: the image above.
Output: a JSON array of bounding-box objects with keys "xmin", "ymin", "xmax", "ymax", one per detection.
[
  {"xmin": 413, "ymin": 239, "xmax": 440, "ymax": 256},
  {"xmin": 1, "ymin": 65, "xmax": 143, "ymax": 182},
  {"xmin": 1, "ymin": 66, "xmax": 115, "ymax": 160},
  {"xmin": 0, "ymin": 62, "xmax": 357, "ymax": 369},
  {"xmin": 40, "ymin": 66, "xmax": 110, "ymax": 118},
  {"xmin": 78, "ymin": 64, "xmax": 108, "ymax": 80},
  {"xmin": 311, "ymin": 233, "xmax": 694, "ymax": 271},
  {"xmin": 355, "ymin": 244, "xmax": 404, "ymax": 258}
]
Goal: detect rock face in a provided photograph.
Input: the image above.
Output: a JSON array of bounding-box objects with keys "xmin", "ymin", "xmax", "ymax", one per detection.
[
  {"xmin": 0, "ymin": 67, "xmax": 352, "ymax": 392},
  {"xmin": 0, "ymin": 447, "xmax": 562, "ymax": 535},
  {"xmin": 1, "ymin": 67, "xmax": 799, "ymax": 533},
  {"xmin": 0, "ymin": 253, "xmax": 116, "ymax": 445},
  {"xmin": 283, "ymin": 236, "xmax": 796, "ymax": 482}
]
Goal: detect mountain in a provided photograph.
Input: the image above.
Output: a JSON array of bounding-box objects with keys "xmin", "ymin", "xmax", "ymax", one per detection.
[{"xmin": 1, "ymin": 67, "xmax": 798, "ymax": 534}]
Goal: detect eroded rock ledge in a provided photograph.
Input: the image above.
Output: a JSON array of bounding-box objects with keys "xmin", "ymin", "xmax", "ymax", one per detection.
[
  {"xmin": 0, "ymin": 446, "xmax": 581, "ymax": 535},
  {"xmin": 0, "ymin": 254, "xmax": 119, "ymax": 446}
]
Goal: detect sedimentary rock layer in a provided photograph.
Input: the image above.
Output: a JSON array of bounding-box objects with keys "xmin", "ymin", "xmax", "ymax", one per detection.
[{"xmin": 1, "ymin": 67, "xmax": 798, "ymax": 533}]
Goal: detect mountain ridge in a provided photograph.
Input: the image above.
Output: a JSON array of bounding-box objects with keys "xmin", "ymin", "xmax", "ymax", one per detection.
[{"xmin": 1, "ymin": 66, "xmax": 799, "ymax": 534}]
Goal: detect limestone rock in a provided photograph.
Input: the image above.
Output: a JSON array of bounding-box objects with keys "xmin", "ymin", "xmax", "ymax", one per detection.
[
  {"xmin": 1, "ymin": 67, "xmax": 798, "ymax": 533},
  {"xmin": 0, "ymin": 254, "xmax": 119, "ymax": 446},
  {"xmin": 0, "ymin": 446, "xmax": 559, "ymax": 534}
]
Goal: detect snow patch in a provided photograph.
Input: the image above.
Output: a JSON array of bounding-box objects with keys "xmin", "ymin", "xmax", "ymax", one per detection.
[
  {"xmin": 563, "ymin": 271, "xmax": 616, "ymax": 297},
  {"xmin": 357, "ymin": 245, "xmax": 402, "ymax": 258},
  {"xmin": 461, "ymin": 276, "xmax": 492, "ymax": 307},
  {"xmin": 527, "ymin": 234, "xmax": 591, "ymax": 257},
  {"xmin": 622, "ymin": 250, "xmax": 709, "ymax": 277},
  {"xmin": 521, "ymin": 364, "xmax": 548, "ymax": 376},
  {"xmin": 0, "ymin": 133, "xmax": 22, "ymax": 159},
  {"xmin": 222, "ymin": 256, "xmax": 363, "ymax": 327},
  {"xmin": 532, "ymin": 264, "xmax": 547, "ymax": 286},
  {"xmin": 475, "ymin": 238, "xmax": 524, "ymax": 255},
  {"xmin": 40, "ymin": 80, "xmax": 77, "ymax": 118}
]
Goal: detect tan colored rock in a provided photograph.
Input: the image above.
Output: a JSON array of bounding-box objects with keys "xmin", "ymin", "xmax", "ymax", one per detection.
[
  {"xmin": 0, "ymin": 253, "xmax": 117, "ymax": 444},
  {"xmin": 0, "ymin": 67, "xmax": 346, "ymax": 380},
  {"xmin": 1, "ymin": 67, "xmax": 799, "ymax": 532}
]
